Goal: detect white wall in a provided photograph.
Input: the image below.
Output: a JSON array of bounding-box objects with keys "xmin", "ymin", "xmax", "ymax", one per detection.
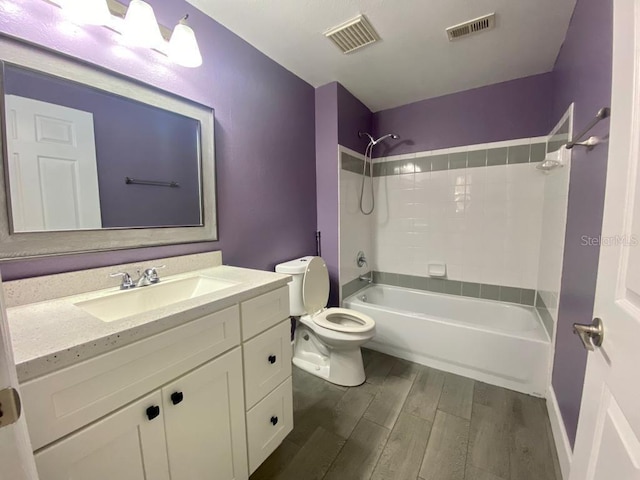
[
  {"xmin": 371, "ymin": 139, "xmax": 547, "ymax": 290},
  {"xmin": 536, "ymin": 108, "xmax": 573, "ymax": 325},
  {"xmin": 339, "ymin": 148, "xmax": 373, "ymax": 296}
]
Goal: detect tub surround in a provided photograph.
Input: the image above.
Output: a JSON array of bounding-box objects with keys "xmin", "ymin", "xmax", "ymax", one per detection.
[
  {"xmin": 339, "ymin": 136, "xmax": 550, "ymax": 302},
  {"xmin": 5, "ymin": 252, "xmax": 291, "ymax": 381}
]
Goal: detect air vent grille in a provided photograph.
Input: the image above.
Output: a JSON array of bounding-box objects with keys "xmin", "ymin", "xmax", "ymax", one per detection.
[
  {"xmin": 325, "ymin": 15, "xmax": 380, "ymax": 54},
  {"xmin": 446, "ymin": 13, "xmax": 496, "ymax": 41}
]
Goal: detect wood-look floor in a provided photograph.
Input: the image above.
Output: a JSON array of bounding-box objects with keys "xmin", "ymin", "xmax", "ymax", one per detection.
[{"xmin": 250, "ymin": 349, "xmax": 562, "ymax": 480}]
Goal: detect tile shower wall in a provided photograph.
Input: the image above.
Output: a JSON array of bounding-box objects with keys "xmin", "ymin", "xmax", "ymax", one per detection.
[
  {"xmin": 370, "ymin": 138, "xmax": 548, "ymax": 291},
  {"xmin": 339, "ymin": 148, "xmax": 373, "ymax": 300},
  {"xmin": 536, "ymin": 112, "xmax": 572, "ymax": 337}
]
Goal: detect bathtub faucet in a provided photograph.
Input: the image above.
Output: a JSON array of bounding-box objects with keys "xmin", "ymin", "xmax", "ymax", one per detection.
[{"xmin": 359, "ymin": 272, "xmax": 373, "ymax": 284}]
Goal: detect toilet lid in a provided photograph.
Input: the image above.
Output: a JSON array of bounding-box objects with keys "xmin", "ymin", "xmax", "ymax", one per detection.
[
  {"xmin": 302, "ymin": 257, "xmax": 330, "ymax": 315},
  {"xmin": 313, "ymin": 308, "xmax": 375, "ymax": 333}
]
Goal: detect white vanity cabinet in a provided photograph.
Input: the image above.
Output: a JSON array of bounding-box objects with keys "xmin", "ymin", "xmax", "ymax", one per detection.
[
  {"xmin": 240, "ymin": 287, "xmax": 294, "ymax": 473},
  {"xmin": 18, "ymin": 284, "xmax": 293, "ymax": 480}
]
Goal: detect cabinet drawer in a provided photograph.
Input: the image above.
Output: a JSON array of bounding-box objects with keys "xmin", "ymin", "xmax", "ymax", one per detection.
[
  {"xmin": 246, "ymin": 377, "xmax": 293, "ymax": 474},
  {"xmin": 23, "ymin": 305, "xmax": 240, "ymax": 450},
  {"xmin": 243, "ymin": 320, "xmax": 292, "ymax": 409},
  {"xmin": 240, "ymin": 286, "xmax": 289, "ymax": 340}
]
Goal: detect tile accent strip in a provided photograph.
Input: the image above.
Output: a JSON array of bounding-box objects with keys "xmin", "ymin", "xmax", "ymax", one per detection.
[
  {"xmin": 341, "ymin": 274, "xmax": 372, "ymax": 300},
  {"xmin": 340, "ymin": 141, "xmax": 548, "ymax": 177},
  {"xmin": 535, "ymin": 291, "xmax": 555, "ymax": 338},
  {"xmin": 350, "ymin": 271, "xmax": 538, "ymax": 306}
]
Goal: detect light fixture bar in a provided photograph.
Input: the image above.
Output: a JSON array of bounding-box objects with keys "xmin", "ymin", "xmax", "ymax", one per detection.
[
  {"xmin": 104, "ymin": 0, "xmax": 172, "ymax": 41},
  {"xmin": 44, "ymin": 0, "xmax": 172, "ymax": 41}
]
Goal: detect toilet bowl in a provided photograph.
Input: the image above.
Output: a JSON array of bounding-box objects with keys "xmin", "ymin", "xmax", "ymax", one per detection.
[{"xmin": 275, "ymin": 256, "xmax": 376, "ymax": 387}]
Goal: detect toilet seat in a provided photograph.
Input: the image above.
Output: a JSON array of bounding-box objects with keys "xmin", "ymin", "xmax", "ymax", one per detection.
[{"xmin": 313, "ymin": 307, "xmax": 375, "ymax": 333}]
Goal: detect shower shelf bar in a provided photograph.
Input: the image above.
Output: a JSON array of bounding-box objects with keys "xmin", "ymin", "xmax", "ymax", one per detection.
[
  {"xmin": 125, "ymin": 177, "xmax": 180, "ymax": 188},
  {"xmin": 565, "ymin": 107, "xmax": 610, "ymax": 149}
]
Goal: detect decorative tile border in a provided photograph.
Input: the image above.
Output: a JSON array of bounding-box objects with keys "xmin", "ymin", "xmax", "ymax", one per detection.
[
  {"xmin": 535, "ymin": 292, "xmax": 554, "ymax": 338},
  {"xmin": 341, "ymin": 274, "xmax": 372, "ymax": 300},
  {"xmin": 341, "ymin": 270, "xmax": 537, "ymax": 306},
  {"xmin": 341, "ymin": 140, "xmax": 547, "ymax": 177}
]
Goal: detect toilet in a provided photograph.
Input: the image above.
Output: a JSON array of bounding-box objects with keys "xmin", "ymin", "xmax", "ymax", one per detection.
[{"xmin": 275, "ymin": 256, "xmax": 375, "ymax": 387}]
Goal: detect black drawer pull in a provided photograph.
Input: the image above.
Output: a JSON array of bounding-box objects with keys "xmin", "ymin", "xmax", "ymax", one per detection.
[
  {"xmin": 171, "ymin": 391, "xmax": 184, "ymax": 405},
  {"xmin": 146, "ymin": 405, "xmax": 160, "ymax": 421},
  {"xmin": 268, "ymin": 355, "xmax": 277, "ymax": 364},
  {"xmin": 270, "ymin": 416, "xmax": 278, "ymax": 426}
]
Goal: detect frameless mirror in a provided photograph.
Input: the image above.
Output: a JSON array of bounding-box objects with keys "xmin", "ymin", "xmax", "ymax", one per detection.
[
  {"xmin": 3, "ymin": 64, "xmax": 203, "ymax": 232},
  {"xmin": 0, "ymin": 38, "xmax": 216, "ymax": 259}
]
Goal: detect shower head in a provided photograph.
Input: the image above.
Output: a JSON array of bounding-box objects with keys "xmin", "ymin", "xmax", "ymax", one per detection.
[{"xmin": 359, "ymin": 132, "xmax": 400, "ymax": 145}]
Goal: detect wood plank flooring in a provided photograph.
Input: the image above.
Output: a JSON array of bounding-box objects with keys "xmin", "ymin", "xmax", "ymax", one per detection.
[{"xmin": 250, "ymin": 349, "xmax": 562, "ymax": 480}]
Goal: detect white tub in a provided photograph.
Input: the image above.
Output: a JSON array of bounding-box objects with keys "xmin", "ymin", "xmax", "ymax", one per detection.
[{"xmin": 344, "ymin": 284, "xmax": 550, "ymax": 396}]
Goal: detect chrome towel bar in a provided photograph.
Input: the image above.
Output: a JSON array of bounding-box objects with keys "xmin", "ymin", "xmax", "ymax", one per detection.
[{"xmin": 125, "ymin": 177, "xmax": 180, "ymax": 188}]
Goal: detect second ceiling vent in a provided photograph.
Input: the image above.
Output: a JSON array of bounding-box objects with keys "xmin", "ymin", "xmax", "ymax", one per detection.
[
  {"xmin": 325, "ymin": 15, "xmax": 380, "ymax": 54},
  {"xmin": 446, "ymin": 13, "xmax": 496, "ymax": 41}
]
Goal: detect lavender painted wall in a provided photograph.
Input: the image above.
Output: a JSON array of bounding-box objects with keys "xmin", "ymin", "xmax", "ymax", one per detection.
[
  {"xmin": 315, "ymin": 83, "xmax": 339, "ymax": 306},
  {"xmin": 551, "ymin": 0, "xmax": 613, "ymax": 446},
  {"xmin": 0, "ymin": 0, "xmax": 316, "ymax": 279},
  {"xmin": 337, "ymin": 83, "xmax": 372, "ymax": 155},
  {"xmin": 5, "ymin": 64, "xmax": 201, "ymax": 228},
  {"xmin": 315, "ymin": 82, "xmax": 372, "ymax": 305},
  {"xmin": 372, "ymin": 73, "xmax": 555, "ymax": 156}
]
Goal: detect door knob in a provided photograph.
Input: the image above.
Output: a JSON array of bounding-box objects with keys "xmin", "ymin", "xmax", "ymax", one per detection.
[{"xmin": 573, "ymin": 317, "xmax": 604, "ymax": 351}]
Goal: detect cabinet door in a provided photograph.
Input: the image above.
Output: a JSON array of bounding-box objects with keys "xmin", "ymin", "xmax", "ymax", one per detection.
[
  {"xmin": 162, "ymin": 347, "xmax": 248, "ymax": 480},
  {"xmin": 34, "ymin": 391, "xmax": 169, "ymax": 480}
]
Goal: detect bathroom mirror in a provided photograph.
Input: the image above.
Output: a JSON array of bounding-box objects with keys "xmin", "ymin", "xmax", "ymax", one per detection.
[{"xmin": 0, "ymin": 38, "xmax": 217, "ymax": 259}]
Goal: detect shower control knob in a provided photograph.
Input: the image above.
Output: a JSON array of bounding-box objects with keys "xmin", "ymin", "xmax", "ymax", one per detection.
[
  {"xmin": 268, "ymin": 355, "xmax": 277, "ymax": 364},
  {"xmin": 270, "ymin": 416, "xmax": 278, "ymax": 426}
]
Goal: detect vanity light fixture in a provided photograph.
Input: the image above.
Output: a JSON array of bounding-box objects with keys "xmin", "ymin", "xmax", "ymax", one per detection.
[
  {"xmin": 169, "ymin": 15, "xmax": 203, "ymax": 68},
  {"xmin": 53, "ymin": 0, "xmax": 111, "ymax": 26},
  {"xmin": 41, "ymin": 0, "xmax": 203, "ymax": 68},
  {"xmin": 122, "ymin": 0, "xmax": 164, "ymax": 48}
]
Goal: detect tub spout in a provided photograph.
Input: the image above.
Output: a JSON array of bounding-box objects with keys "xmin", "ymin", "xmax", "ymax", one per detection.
[{"xmin": 359, "ymin": 273, "xmax": 373, "ymax": 284}]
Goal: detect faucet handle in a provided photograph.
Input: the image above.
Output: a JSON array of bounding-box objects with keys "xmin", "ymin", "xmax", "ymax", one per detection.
[
  {"xmin": 110, "ymin": 272, "xmax": 135, "ymax": 290},
  {"xmin": 144, "ymin": 265, "xmax": 166, "ymax": 283}
]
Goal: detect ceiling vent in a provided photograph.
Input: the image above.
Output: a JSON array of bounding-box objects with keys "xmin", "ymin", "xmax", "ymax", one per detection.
[
  {"xmin": 324, "ymin": 15, "xmax": 380, "ymax": 54},
  {"xmin": 446, "ymin": 13, "xmax": 496, "ymax": 41}
]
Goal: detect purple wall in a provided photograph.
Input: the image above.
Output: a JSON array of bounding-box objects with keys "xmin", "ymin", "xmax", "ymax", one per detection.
[
  {"xmin": 337, "ymin": 83, "xmax": 372, "ymax": 155},
  {"xmin": 315, "ymin": 83, "xmax": 339, "ymax": 306},
  {"xmin": 551, "ymin": 0, "xmax": 613, "ymax": 447},
  {"xmin": 315, "ymin": 82, "xmax": 372, "ymax": 305},
  {"xmin": 5, "ymin": 64, "xmax": 201, "ymax": 228},
  {"xmin": 372, "ymin": 73, "xmax": 555, "ymax": 156},
  {"xmin": 0, "ymin": 0, "xmax": 317, "ymax": 279}
]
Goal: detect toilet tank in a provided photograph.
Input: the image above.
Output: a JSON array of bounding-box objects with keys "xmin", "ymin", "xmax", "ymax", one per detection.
[{"xmin": 275, "ymin": 256, "xmax": 314, "ymax": 316}]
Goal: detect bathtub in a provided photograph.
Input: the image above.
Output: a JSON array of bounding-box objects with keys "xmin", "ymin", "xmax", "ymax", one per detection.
[{"xmin": 344, "ymin": 284, "xmax": 550, "ymax": 396}]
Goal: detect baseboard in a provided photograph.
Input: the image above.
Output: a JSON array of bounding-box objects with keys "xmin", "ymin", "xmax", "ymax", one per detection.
[{"xmin": 547, "ymin": 385, "xmax": 572, "ymax": 479}]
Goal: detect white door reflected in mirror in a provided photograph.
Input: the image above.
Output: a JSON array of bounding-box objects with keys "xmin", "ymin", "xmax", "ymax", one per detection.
[{"xmin": 4, "ymin": 95, "xmax": 102, "ymax": 232}]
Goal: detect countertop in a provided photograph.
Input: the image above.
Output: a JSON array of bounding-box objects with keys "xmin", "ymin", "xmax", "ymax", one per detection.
[{"xmin": 7, "ymin": 265, "xmax": 291, "ymax": 382}]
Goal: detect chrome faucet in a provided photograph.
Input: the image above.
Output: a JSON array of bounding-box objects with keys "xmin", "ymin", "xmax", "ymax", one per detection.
[
  {"xmin": 109, "ymin": 272, "xmax": 136, "ymax": 290},
  {"xmin": 135, "ymin": 265, "xmax": 166, "ymax": 287},
  {"xmin": 356, "ymin": 251, "xmax": 373, "ymax": 284}
]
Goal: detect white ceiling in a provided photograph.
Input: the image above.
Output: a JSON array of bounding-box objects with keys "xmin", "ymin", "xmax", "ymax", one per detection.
[{"xmin": 185, "ymin": 0, "xmax": 577, "ymax": 112}]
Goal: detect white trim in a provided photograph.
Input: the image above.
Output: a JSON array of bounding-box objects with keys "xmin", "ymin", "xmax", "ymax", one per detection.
[{"xmin": 547, "ymin": 385, "xmax": 573, "ymax": 479}]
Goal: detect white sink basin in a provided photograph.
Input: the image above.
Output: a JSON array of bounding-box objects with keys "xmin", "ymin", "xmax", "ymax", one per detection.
[{"xmin": 75, "ymin": 275, "xmax": 238, "ymax": 322}]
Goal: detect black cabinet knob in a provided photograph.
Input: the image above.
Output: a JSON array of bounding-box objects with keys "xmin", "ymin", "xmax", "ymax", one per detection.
[
  {"xmin": 171, "ymin": 391, "xmax": 184, "ymax": 405},
  {"xmin": 270, "ymin": 416, "xmax": 278, "ymax": 426},
  {"xmin": 146, "ymin": 405, "xmax": 160, "ymax": 421},
  {"xmin": 268, "ymin": 355, "xmax": 277, "ymax": 364}
]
